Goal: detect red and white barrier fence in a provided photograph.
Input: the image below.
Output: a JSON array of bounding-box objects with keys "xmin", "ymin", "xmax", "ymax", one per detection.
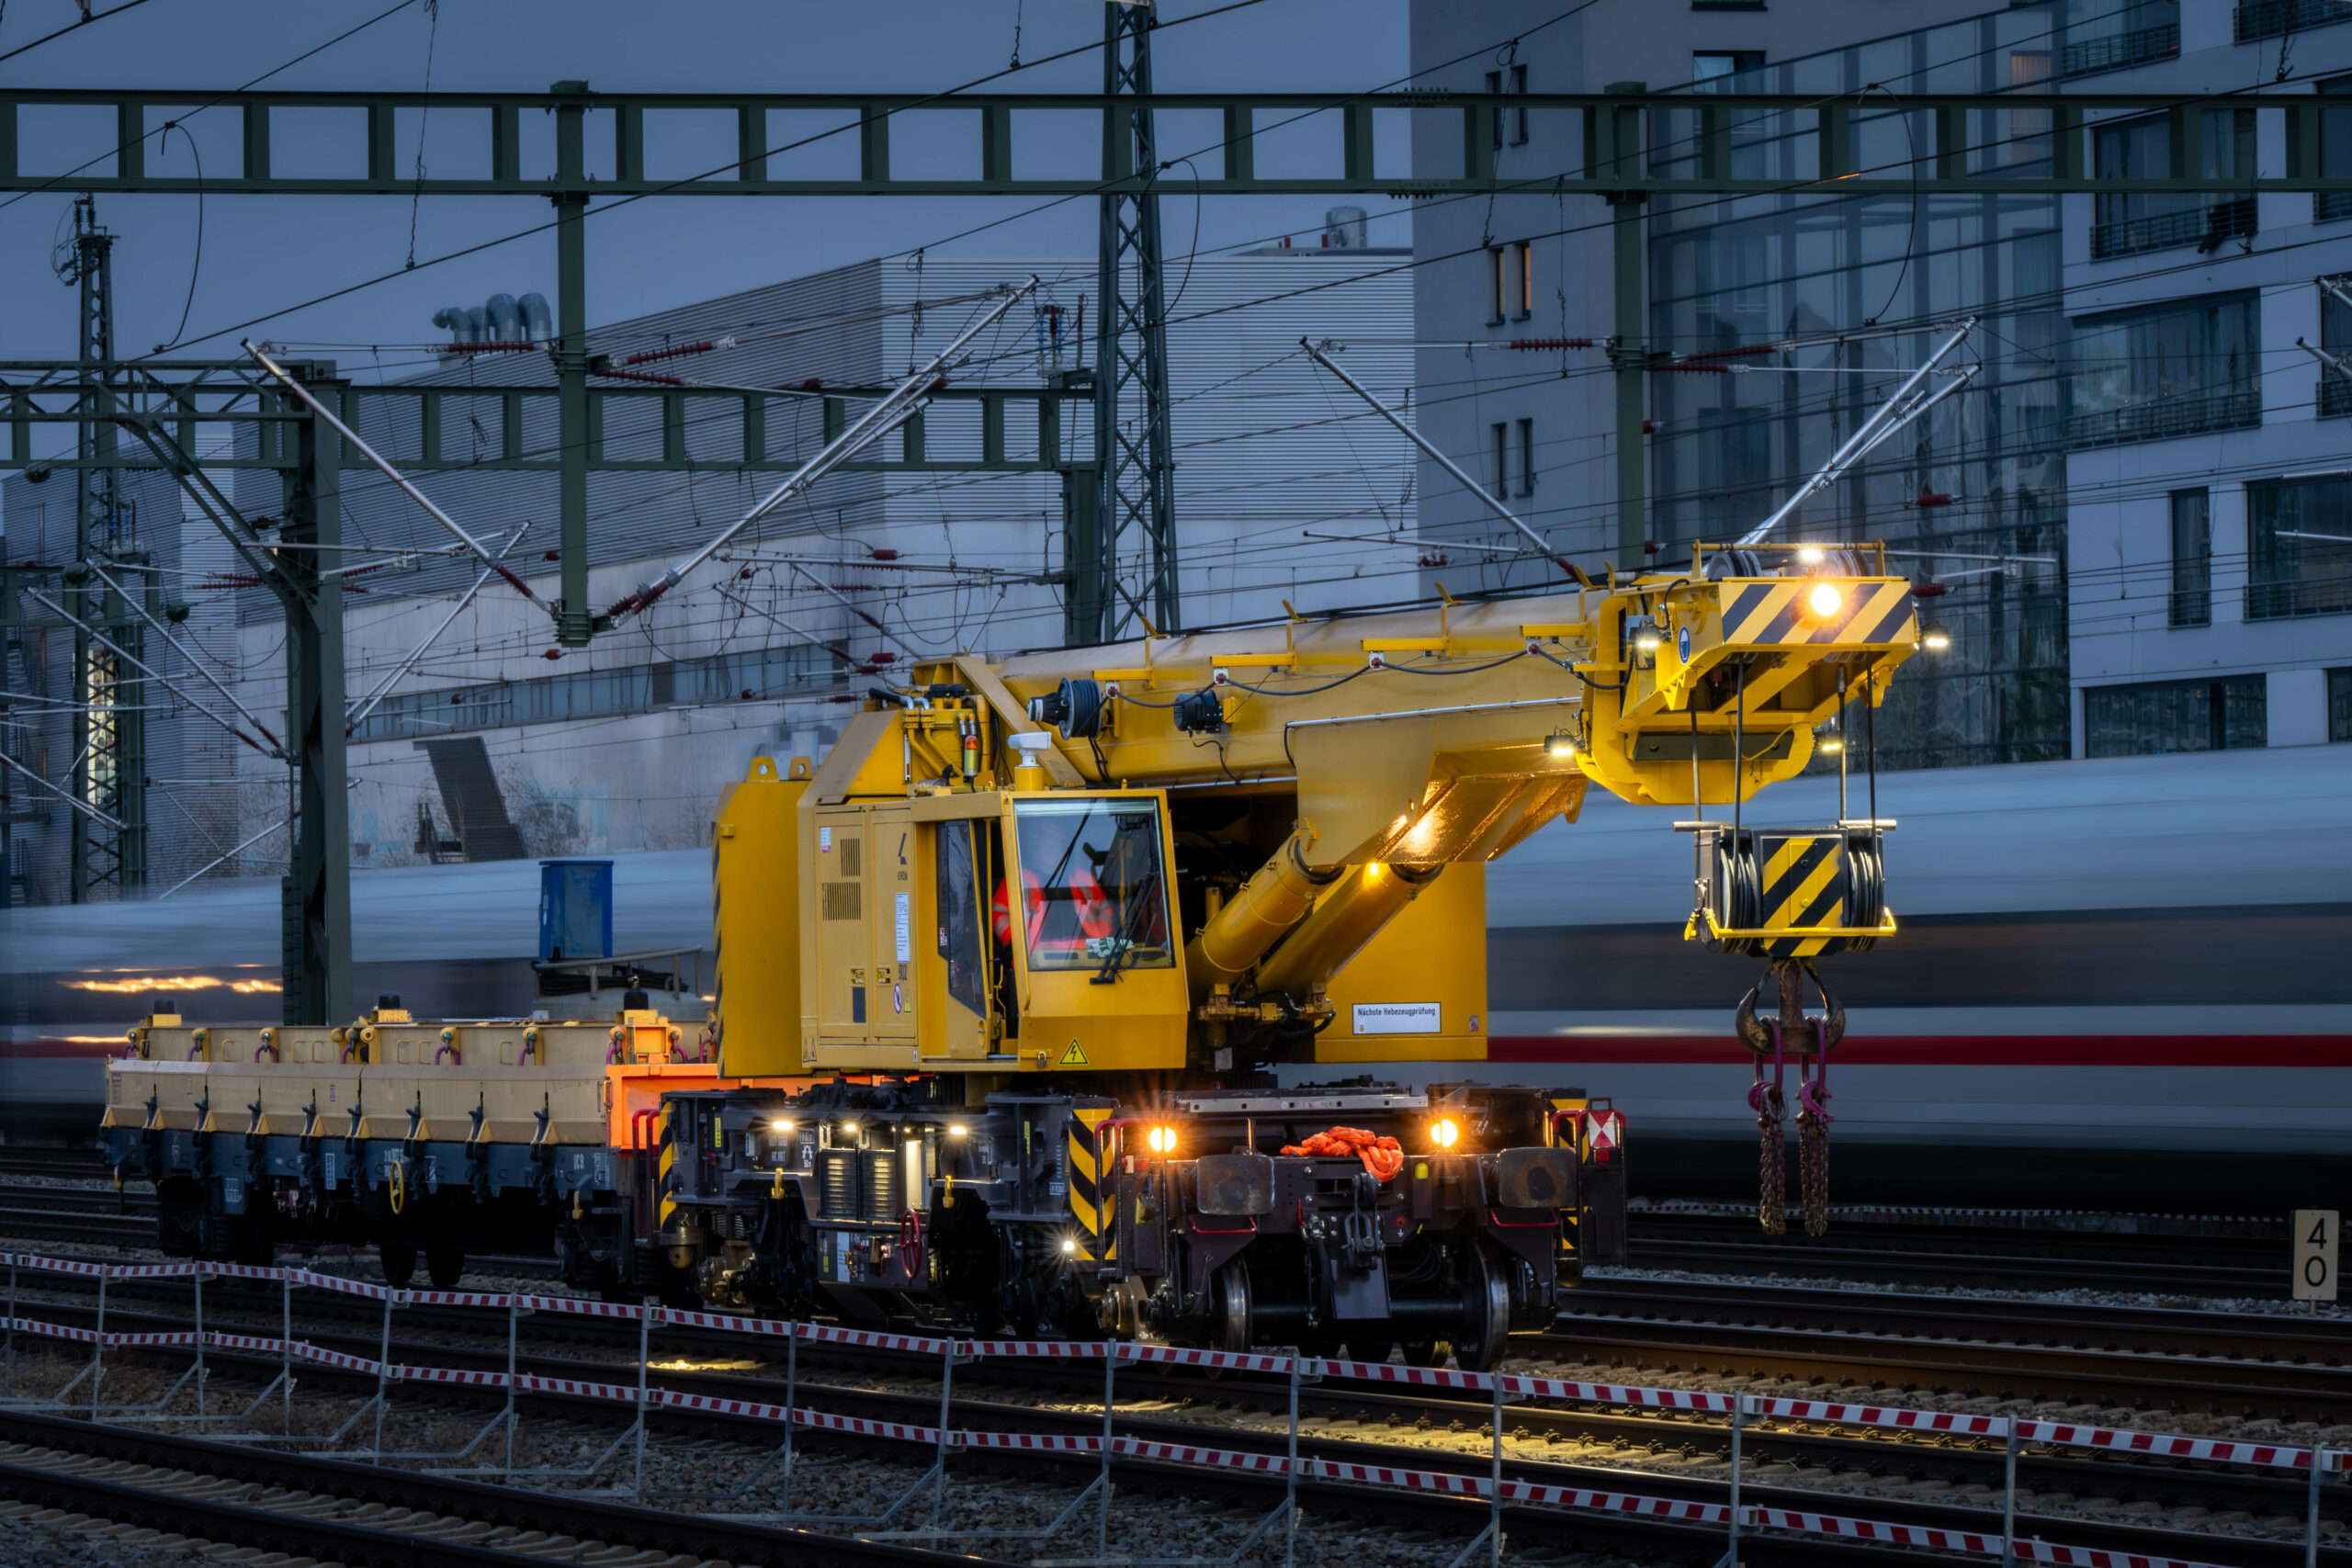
[{"xmin": 0, "ymin": 1250, "xmax": 2319, "ymax": 1568}]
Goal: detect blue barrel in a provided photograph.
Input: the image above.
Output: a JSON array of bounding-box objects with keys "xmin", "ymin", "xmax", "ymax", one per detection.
[{"xmin": 538, "ymin": 859, "xmax": 614, "ymax": 962}]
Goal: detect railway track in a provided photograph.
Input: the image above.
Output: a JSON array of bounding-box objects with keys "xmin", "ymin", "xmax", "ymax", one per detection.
[
  {"xmin": 6, "ymin": 1270, "xmax": 2345, "ymax": 1568},
  {"xmin": 0, "ymin": 1407, "xmax": 1023, "ymax": 1568},
  {"xmin": 1628, "ymin": 1208, "xmax": 2292, "ymax": 1294}
]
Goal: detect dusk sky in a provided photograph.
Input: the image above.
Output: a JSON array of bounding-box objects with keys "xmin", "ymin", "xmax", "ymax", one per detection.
[{"xmin": 1, "ymin": 0, "xmax": 1412, "ymax": 380}]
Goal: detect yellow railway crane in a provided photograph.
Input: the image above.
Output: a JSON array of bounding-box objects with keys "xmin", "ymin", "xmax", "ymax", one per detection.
[
  {"xmin": 657, "ymin": 544, "xmax": 1916, "ymax": 1364},
  {"xmin": 103, "ymin": 545, "xmax": 1914, "ymax": 1359}
]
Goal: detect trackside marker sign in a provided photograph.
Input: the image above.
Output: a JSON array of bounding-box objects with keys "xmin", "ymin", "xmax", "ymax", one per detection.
[{"xmin": 1352, "ymin": 1003, "xmax": 1442, "ymax": 1035}]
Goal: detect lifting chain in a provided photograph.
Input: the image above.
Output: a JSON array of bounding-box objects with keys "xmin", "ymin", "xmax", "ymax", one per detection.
[
  {"xmin": 1752, "ymin": 1070, "xmax": 1786, "ymax": 1235},
  {"xmin": 1799, "ymin": 1093, "xmax": 1831, "ymax": 1236},
  {"xmin": 1735, "ymin": 958, "xmax": 1843, "ymax": 1238}
]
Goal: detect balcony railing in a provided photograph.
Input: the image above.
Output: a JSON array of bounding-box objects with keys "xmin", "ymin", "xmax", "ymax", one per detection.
[
  {"xmin": 2236, "ymin": 0, "xmax": 2352, "ymax": 40},
  {"xmin": 2061, "ymin": 23, "xmax": 2180, "ymax": 78},
  {"xmin": 2317, "ymin": 191, "xmax": 2352, "ymax": 225},
  {"xmin": 2090, "ymin": 198, "xmax": 2257, "ymax": 261},
  {"xmin": 2064, "ymin": 389, "xmax": 2261, "ymax": 450},
  {"xmin": 2321, "ymin": 376, "xmax": 2352, "ymax": 419}
]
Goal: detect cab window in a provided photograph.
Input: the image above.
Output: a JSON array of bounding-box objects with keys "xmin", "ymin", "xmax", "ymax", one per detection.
[{"xmin": 1010, "ymin": 797, "xmax": 1173, "ymax": 972}]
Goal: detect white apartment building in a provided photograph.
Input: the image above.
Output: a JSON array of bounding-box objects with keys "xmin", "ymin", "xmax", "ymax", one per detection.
[{"xmin": 1407, "ymin": 0, "xmax": 2352, "ymax": 766}]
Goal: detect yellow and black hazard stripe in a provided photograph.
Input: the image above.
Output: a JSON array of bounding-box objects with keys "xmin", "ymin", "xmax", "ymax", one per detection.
[
  {"xmin": 1066, "ymin": 1107, "xmax": 1114, "ymax": 1257},
  {"xmin": 1720, "ymin": 580, "xmax": 1915, "ymax": 649},
  {"xmin": 657, "ymin": 1102, "xmax": 679, "ymax": 1230},
  {"xmin": 1753, "ymin": 832, "xmax": 1849, "ymax": 958}
]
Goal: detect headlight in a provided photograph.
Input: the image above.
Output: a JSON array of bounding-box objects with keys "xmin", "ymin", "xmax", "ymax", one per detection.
[
  {"xmin": 769, "ymin": 1117, "xmax": 794, "ymax": 1134},
  {"xmin": 1430, "ymin": 1117, "xmax": 1461, "ymax": 1150},
  {"xmin": 1806, "ymin": 582, "xmax": 1844, "ymax": 617},
  {"xmin": 1060, "ymin": 1236, "xmax": 1079, "ymax": 1256},
  {"xmin": 947, "ymin": 1122, "xmax": 968, "ymax": 1137},
  {"xmin": 1146, "ymin": 1124, "xmax": 1179, "ymax": 1156}
]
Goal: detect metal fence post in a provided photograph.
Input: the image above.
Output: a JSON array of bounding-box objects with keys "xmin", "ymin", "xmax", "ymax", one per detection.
[
  {"xmin": 370, "ymin": 1288, "xmax": 395, "ymax": 1456},
  {"xmin": 930, "ymin": 1335, "xmax": 956, "ymax": 1532},
  {"xmin": 2003, "ymin": 1418, "xmax": 2018, "ymax": 1568},
  {"xmin": 779, "ymin": 1325, "xmax": 799, "ymax": 1511},
  {"xmin": 280, "ymin": 1269, "xmax": 293, "ymax": 1435},
  {"xmin": 6, "ymin": 1257, "xmax": 16, "ymax": 1398},
  {"xmin": 1283, "ymin": 1352, "xmax": 1303, "ymax": 1568},
  {"xmin": 90, "ymin": 1272, "xmax": 107, "ymax": 1418},
  {"xmin": 1721, "ymin": 1393, "xmax": 1745, "ymax": 1567},
  {"xmin": 632, "ymin": 1300, "xmax": 654, "ymax": 1496},
  {"xmin": 192, "ymin": 1268, "xmax": 206, "ymax": 1423},
  {"xmin": 1097, "ymin": 1346, "xmax": 1117, "ymax": 1562},
  {"xmin": 1487, "ymin": 1371, "xmax": 1506, "ymax": 1568},
  {"xmin": 503, "ymin": 1298, "xmax": 520, "ymax": 1480},
  {"xmin": 2309, "ymin": 1446, "xmax": 2329, "ymax": 1568}
]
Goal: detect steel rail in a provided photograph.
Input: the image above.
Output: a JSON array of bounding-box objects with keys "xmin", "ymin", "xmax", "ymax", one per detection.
[
  {"xmin": 0, "ymin": 1409, "xmax": 1023, "ymax": 1568},
  {"xmin": 30, "ymin": 1308, "xmax": 2342, "ymax": 1568}
]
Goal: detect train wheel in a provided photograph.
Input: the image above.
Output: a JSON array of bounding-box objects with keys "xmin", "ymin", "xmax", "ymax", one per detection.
[
  {"xmin": 379, "ymin": 1243, "xmax": 417, "ymax": 1289},
  {"xmin": 1454, "ymin": 1247, "xmax": 1513, "ymax": 1373},
  {"xmin": 425, "ymin": 1247, "xmax": 465, "ymax": 1289},
  {"xmin": 1212, "ymin": 1265, "xmax": 1251, "ymax": 1355}
]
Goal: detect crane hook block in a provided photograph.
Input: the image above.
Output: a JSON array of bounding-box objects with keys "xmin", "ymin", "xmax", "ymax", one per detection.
[{"xmin": 1684, "ymin": 825, "xmax": 1894, "ymax": 959}]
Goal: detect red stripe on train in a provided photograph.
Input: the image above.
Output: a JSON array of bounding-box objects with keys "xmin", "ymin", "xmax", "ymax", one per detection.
[{"xmin": 1487, "ymin": 1034, "xmax": 2352, "ymax": 1067}]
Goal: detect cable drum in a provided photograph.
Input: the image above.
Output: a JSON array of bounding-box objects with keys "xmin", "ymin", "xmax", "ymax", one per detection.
[
  {"xmin": 1841, "ymin": 833, "xmax": 1884, "ymax": 953},
  {"xmin": 1713, "ymin": 830, "xmax": 1763, "ymax": 939}
]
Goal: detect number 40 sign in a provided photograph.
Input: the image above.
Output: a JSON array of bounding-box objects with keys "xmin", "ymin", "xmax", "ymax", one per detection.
[{"xmin": 2295, "ymin": 1209, "xmax": 2341, "ymax": 1303}]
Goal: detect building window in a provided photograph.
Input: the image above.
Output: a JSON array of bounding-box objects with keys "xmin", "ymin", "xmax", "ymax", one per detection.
[
  {"xmin": 1692, "ymin": 51, "xmax": 1765, "ymax": 89},
  {"xmin": 1511, "ymin": 241, "xmax": 1533, "ymax": 321},
  {"xmin": 1487, "ymin": 246, "xmax": 1506, "ymax": 325},
  {"xmin": 2085, "ymin": 674, "xmax": 2267, "ymax": 757},
  {"xmin": 1517, "ymin": 417, "xmax": 1535, "ymax": 496},
  {"xmin": 2331, "ymin": 668, "xmax": 2352, "ymax": 739},
  {"xmin": 2321, "ymin": 277, "xmax": 2352, "ymax": 418},
  {"xmin": 2169, "ymin": 489, "xmax": 2211, "ymax": 626},
  {"xmin": 2090, "ymin": 109, "xmax": 2256, "ymax": 260},
  {"xmin": 2067, "ymin": 291, "xmax": 2259, "ymax": 448},
  {"xmin": 1491, "ymin": 422, "xmax": 1509, "ymax": 496},
  {"xmin": 2246, "ymin": 474, "xmax": 2352, "ymax": 619}
]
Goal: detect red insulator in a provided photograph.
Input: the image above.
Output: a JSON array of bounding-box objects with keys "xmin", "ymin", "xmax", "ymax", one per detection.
[
  {"xmin": 622, "ymin": 337, "xmax": 731, "ymax": 367},
  {"xmin": 1642, "ymin": 418, "xmax": 1658, "ymax": 434},
  {"xmin": 544, "ymin": 550, "xmax": 560, "ymax": 562},
  {"xmin": 1656, "ymin": 361, "xmax": 1732, "ymax": 373},
  {"xmin": 1916, "ymin": 491, "xmax": 1954, "ymax": 507},
  {"xmin": 1910, "ymin": 581, "xmax": 1950, "ymax": 599},
  {"xmin": 869, "ymin": 651, "xmax": 896, "ymax": 665},
  {"xmin": 1643, "ymin": 538, "xmax": 1659, "ymax": 556},
  {"xmin": 543, "ymin": 649, "xmax": 562, "ymax": 660},
  {"xmin": 741, "ymin": 688, "xmax": 754, "ymax": 700},
  {"xmin": 871, "ymin": 548, "xmax": 900, "ymax": 561},
  {"xmin": 1507, "ymin": 336, "xmax": 1594, "ymax": 351}
]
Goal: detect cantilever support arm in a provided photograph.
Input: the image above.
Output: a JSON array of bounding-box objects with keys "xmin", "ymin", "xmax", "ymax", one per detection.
[
  {"xmin": 1302, "ymin": 337, "xmax": 1575, "ymax": 578},
  {"xmin": 345, "ymin": 525, "xmax": 531, "ymax": 734},
  {"xmin": 1736, "ymin": 319, "xmax": 1976, "ymax": 547},
  {"xmin": 27, "ymin": 589, "xmax": 285, "ymax": 760},
  {"xmin": 605, "ymin": 276, "xmax": 1041, "ymax": 626},
  {"xmin": 243, "ymin": 340, "xmax": 551, "ymax": 616},
  {"xmin": 83, "ymin": 559, "xmax": 283, "ymax": 752},
  {"xmin": 0, "ymin": 747, "xmax": 128, "ymax": 832},
  {"xmin": 112, "ymin": 415, "xmax": 295, "ymax": 604}
]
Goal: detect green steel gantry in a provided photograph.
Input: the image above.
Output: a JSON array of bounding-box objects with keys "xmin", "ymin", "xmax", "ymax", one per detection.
[{"xmin": 1, "ymin": 80, "xmax": 2334, "ymax": 1016}]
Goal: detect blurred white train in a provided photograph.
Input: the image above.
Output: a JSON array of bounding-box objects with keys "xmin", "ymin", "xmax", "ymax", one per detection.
[{"xmin": 6, "ymin": 745, "xmax": 2345, "ymax": 1212}]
